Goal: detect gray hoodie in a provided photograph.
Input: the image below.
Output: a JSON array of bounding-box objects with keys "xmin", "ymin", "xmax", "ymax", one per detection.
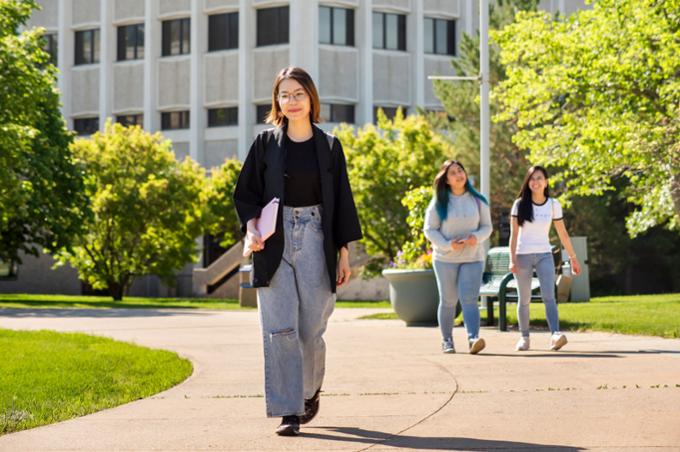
[{"xmin": 423, "ymin": 191, "xmax": 493, "ymax": 263}]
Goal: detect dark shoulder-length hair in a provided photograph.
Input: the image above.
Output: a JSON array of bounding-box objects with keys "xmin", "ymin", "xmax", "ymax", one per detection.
[
  {"xmin": 516, "ymin": 165, "xmax": 550, "ymax": 226},
  {"xmin": 433, "ymin": 160, "xmax": 488, "ymax": 221},
  {"xmin": 265, "ymin": 66, "xmax": 321, "ymax": 127}
]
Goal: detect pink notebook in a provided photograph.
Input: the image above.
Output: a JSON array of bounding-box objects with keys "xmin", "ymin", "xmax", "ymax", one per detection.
[{"xmin": 243, "ymin": 197, "xmax": 279, "ymax": 257}]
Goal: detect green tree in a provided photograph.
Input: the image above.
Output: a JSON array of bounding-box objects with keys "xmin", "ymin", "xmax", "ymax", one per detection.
[
  {"xmin": 204, "ymin": 158, "xmax": 243, "ymax": 249},
  {"xmin": 393, "ymin": 186, "xmax": 433, "ymax": 270},
  {"xmin": 0, "ymin": 0, "xmax": 88, "ymax": 264},
  {"xmin": 493, "ymin": 0, "xmax": 680, "ymax": 236},
  {"xmin": 430, "ymin": 0, "xmax": 539, "ymax": 215},
  {"xmin": 335, "ymin": 111, "xmax": 450, "ymax": 273},
  {"xmin": 55, "ymin": 123, "xmax": 206, "ymax": 300}
]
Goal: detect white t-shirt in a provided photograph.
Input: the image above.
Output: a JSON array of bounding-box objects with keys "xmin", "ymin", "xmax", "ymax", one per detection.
[{"xmin": 511, "ymin": 197, "xmax": 563, "ymax": 254}]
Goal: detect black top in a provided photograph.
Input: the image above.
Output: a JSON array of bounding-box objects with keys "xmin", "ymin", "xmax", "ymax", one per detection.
[{"xmin": 284, "ymin": 135, "xmax": 322, "ymax": 207}]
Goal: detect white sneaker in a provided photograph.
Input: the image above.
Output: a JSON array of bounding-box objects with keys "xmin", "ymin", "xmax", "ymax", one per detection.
[
  {"xmin": 468, "ymin": 337, "xmax": 486, "ymax": 355},
  {"xmin": 442, "ymin": 338, "xmax": 455, "ymax": 354},
  {"xmin": 515, "ymin": 336, "xmax": 530, "ymax": 351},
  {"xmin": 550, "ymin": 333, "xmax": 568, "ymax": 351}
]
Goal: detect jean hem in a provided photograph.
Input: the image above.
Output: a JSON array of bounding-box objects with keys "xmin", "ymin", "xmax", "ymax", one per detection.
[{"xmin": 267, "ymin": 410, "xmax": 305, "ymax": 418}]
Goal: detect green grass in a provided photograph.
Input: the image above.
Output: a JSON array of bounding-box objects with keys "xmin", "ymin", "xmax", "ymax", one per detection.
[
  {"xmin": 0, "ymin": 329, "xmax": 192, "ymax": 435},
  {"xmin": 0, "ymin": 294, "xmax": 390, "ymax": 310},
  {"xmin": 336, "ymin": 300, "xmax": 390, "ymax": 308},
  {"xmin": 360, "ymin": 293, "xmax": 680, "ymax": 339}
]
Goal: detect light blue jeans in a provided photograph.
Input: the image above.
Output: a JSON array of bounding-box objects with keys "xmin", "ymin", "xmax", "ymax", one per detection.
[
  {"xmin": 433, "ymin": 259, "xmax": 485, "ymax": 341},
  {"xmin": 514, "ymin": 252, "xmax": 559, "ymax": 336},
  {"xmin": 256, "ymin": 205, "xmax": 336, "ymax": 417}
]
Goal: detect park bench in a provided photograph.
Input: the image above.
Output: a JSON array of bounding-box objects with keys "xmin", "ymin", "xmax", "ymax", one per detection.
[{"xmin": 479, "ymin": 246, "xmax": 562, "ymax": 331}]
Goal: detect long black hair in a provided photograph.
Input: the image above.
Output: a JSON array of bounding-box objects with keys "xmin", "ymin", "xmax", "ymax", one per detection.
[
  {"xmin": 433, "ymin": 160, "xmax": 488, "ymax": 221},
  {"xmin": 516, "ymin": 166, "xmax": 550, "ymax": 226}
]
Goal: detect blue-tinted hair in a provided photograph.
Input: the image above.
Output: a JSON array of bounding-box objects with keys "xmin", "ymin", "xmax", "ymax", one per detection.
[{"xmin": 434, "ymin": 160, "xmax": 488, "ymax": 221}]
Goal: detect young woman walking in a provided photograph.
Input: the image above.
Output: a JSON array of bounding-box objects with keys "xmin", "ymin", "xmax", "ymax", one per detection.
[
  {"xmin": 509, "ymin": 166, "xmax": 581, "ymax": 351},
  {"xmin": 233, "ymin": 67, "xmax": 362, "ymax": 436},
  {"xmin": 424, "ymin": 160, "xmax": 492, "ymax": 354}
]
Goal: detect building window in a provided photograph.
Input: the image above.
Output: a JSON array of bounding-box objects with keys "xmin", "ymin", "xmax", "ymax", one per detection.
[
  {"xmin": 162, "ymin": 18, "xmax": 190, "ymax": 56},
  {"xmin": 256, "ymin": 105, "xmax": 270, "ymax": 124},
  {"xmin": 208, "ymin": 107, "xmax": 238, "ymax": 127},
  {"xmin": 208, "ymin": 12, "xmax": 238, "ymax": 51},
  {"xmin": 424, "ymin": 18, "xmax": 455, "ymax": 56},
  {"xmin": 161, "ymin": 111, "xmax": 190, "ymax": 130},
  {"xmin": 73, "ymin": 117, "xmax": 99, "ymax": 135},
  {"xmin": 374, "ymin": 106, "xmax": 407, "ymax": 122},
  {"xmin": 319, "ymin": 6, "xmax": 354, "ymax": 46},
  {"xmin": 256, "ymin": 6, "xmax": 289, "ymax": 47},
  {"xmin": 75, "ymin": 29, "xmax": 100, "ymax": 65},
  {"xmin": 321, "ymin": 103, "xmax": 355, "ymax": 123},
  {"xmin": 117, "ymin": 23, "xmax": 144, "ymax": 61},
  {"xmin": 116, "ymin": 114, "xmax": 144, "ymax": 127},
  {"xmin": 42, "ymin": 32, "xmax": 58, "ymax": 65},
  {"xmin": 372, "ymin": 12, "xmax": 406, "ymax": 51}
]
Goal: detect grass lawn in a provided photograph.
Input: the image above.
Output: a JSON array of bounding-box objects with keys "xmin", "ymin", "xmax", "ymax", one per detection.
[
  {"xmin": 360, "ymin": 293, "xmax": 680, "ymax": 339},
  {"xmin": 0, "ymin": 329, "xmax": 192, "ymax": 435},
  {"xmin": 0, "ymin": 294, "xmax": 391, "ymax": 310}
]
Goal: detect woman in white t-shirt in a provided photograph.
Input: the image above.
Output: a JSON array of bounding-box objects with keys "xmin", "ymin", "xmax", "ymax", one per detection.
[{"xmin": 509, "ymin": 166, "xmax": 581, "ymax": 351}]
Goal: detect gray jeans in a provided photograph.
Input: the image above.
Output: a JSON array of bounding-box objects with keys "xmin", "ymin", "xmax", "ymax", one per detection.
[
  {"xmin": 256, "ymin": 205, "xmax": 336, "ymax": 417},
  {"xmin": 514, "ymin": 252, "xmax": 559, "ymax": 336}
]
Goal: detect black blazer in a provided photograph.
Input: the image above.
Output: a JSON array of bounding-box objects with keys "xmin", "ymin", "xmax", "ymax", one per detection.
[{"xmin": 233, "ymin": 124, "xmax": 362, "ymax": 293}]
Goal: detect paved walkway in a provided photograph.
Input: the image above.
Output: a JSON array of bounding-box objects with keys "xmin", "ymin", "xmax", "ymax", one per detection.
[{"xmin": 1, "ymin": 307, "xmax": 679, "ymax": 451}]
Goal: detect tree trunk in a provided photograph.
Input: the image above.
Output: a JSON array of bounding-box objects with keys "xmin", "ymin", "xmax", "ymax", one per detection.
[{"xmin": 109, "ymin": 281, "xmax": 124, "ymax": 301}]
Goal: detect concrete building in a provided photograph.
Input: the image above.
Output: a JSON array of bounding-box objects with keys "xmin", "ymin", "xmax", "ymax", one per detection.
[{"xmin": 2, "ymin": 0, "xmax": 587, "ymax": 298}]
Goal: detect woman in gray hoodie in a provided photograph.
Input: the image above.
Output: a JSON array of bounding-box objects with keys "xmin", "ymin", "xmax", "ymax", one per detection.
[{"xmin": 424, "ymin": 160, "xmax": 492, "ymax": 354}]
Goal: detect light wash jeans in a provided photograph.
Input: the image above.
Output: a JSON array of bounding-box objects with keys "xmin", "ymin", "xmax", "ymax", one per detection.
[
  {"xmin": 256, "ymin": 205, "xmax": 336, "ymax": 417},
  {"xmin": 432, "ymin": 259, "xmax": 485, "ymax": 341},
  {"xmin": 514, "ymin": 252, "xmax": 559, "ymax": 337}
]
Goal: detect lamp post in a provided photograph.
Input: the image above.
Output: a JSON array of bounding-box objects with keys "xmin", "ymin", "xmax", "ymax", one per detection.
[{"xmin": 428, "ymin": 0, "xmax": 490, "ymax": 201}]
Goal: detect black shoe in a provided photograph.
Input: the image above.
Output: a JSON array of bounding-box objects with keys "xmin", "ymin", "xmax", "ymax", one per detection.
[
  {"xmin": 299, "ymin": 389, "xmax": 321, "ymax": 425},
  {"xmin": 276, "ymin": 415, "xmax": 300, "ymax": 436}
]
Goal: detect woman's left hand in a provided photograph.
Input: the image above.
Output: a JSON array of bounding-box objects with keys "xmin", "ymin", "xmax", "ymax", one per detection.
[
  {"xmin": 336, "ymin": 250, "xmax": 351, "ymax": 286},
  {"xmin": 570, "ymin": 257, "xmax": 581, "ymax": 276},
  {"xmin": 464, "ymin": 234, "xmax": 478, "ymax": 246}
]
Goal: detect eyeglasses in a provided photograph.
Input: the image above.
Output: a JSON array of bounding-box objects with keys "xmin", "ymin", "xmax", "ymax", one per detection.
[{"xmin": 278, "ymin": 92, "xmax": 307, "ymax": 104}]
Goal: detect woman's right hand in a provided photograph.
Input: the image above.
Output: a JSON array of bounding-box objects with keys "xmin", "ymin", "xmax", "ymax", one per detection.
[
  {"xmin": 246, "ymin": 219, "xmax": 264, "ymax": 253},
  {"xmin": 509, "ymin": 260, "xmax": 518, "ymax": 274},
  {"xmin": 450, "ymin": 240, "xmax": 465, "ymax": 252}
]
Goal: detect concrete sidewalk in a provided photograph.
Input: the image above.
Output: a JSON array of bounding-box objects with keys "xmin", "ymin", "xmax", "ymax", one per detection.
[{"xmin": 1, "ymin": 307, "xmax": 679, "ymax": 451}]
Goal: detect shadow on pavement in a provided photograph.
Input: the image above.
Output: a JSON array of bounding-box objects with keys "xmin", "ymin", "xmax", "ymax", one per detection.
[
  {"xmin": 480, "ymin": 352, "xmax": 621, "ymax": 358},
  {"xmin": 305, "ymin": 426, "xmax": 584, "ymax": 450},
  {"xmin": 482, "ymin": 349, "xmax": 680, "ymax": 358}
]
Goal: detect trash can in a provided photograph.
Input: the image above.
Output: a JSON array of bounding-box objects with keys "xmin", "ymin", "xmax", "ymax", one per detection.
[{"xmin": 239, "ymin": 264, "xmax": 257, "ymax": 308}]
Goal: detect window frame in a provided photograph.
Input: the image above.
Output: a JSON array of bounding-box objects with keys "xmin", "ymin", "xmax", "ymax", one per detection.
[
  {"xmin": 322, "ymin": 103, "xmax": 355, "ymax": 124},
  {"xmin": 161, "ymin": 111, "xmax": 190, "ymax": 130},
  {"xmin": 162, "ymin": 18, "xmax": 191, "ymax": 57},
  {"xmin": 117, "ymin": 23, "xmax": 145, "ymax": 61},
  {"xmin": 116, "ymin": 113, "xmax": 144, "ymax": 127},
  {"xmin": 42, "ymin": 32, "xmax": 58, "ymax": 65},
  {"xmin": 319, "ymin": 6, "xmax": 354, "ymax": 46},
  {"xmin": 424, "ymin": 17, "xmax": 455, "ymax": 56},
  {"xmin": 207, "ymin": 107, "xmax": 238, "ymax": 127},
  {"xmin": 73, "ymin": 117, "xmax": 99, "ymax": 135},
  {"xmin": 372, "ymin": 12, "xmax": 406, "ymax": 51},
  {"xmin": 208, "ymin": 11, "xmax": 239, "ymax": 52},
  {"xmin": 255, "ymin": 104, "xmax": 270, "ymax": 124},
  {"xmin": 74, "ymin": 28, "xmax": 100, "ymax": 65},
  {"xmin": 256, "ymin": 6, "xmax": 289, "ymax": 47}
]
